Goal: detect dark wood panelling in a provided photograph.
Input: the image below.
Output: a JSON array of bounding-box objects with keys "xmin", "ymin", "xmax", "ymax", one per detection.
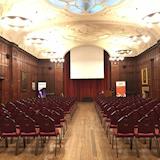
[
  {"xmin": 38, "ymin": 60, "xmax": 63, "ymax": 95},
  {"xmin": 135, "ymin": 43, "xmax": 160, "ymax": 98},
  {"xmin": 111, "ymin": 41, "xmax": 160, "ymax": 98},
  {"xmin": 54, "ymin": 63, "xmax": 63, "ymax": 94},
  {"xmin": 0, "ymin": 39, "xmax": 10, "ymax": 103},
  {"xmin": 111, "ymin": 58, "xmax": 137, "ymax": 95},
  {"xmin": 1, "ymin": 34, "xmax": 160, "ymax": 103},
  {"xmin": 11, "ymin": 45, "xmax": 38, "ymax": 100},
  {"xmin": 38, "ymin": 60, "xmax": 55, "ymax": 94},
  {"xmin": 0, "ymin": 37, "xmax": 38, "ymax": 103}
]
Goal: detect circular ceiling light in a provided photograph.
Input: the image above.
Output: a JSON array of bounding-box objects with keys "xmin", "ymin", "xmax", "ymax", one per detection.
[
  {"xmin": 129, "ymin": 35, "xmax": 150, "ymax": 44},
  {"xmin": 26, "ymin": 37, "xmax": 47, "ymax": 45},
  {"xmin": 48, "ymin": 0, "xmax": 123, "ymax": 14},
  {"xmin": 50, "ymin": 57, "xmax": 65, "ymax": 63},
  {"xmin": 109, "ymin": 56, "xmax": 124, "ymax": 61},
  {"xmin": 1, "ymin": 16, "xmax": 32, "ymax": 28},
  {"xmin": 143, "ymin": 12, "xmax": 160, "ymax": 25},
  {"xmin": 116, "ymin": 49, "xmax": 132, "ymax": 55},
  {"xmin": 42, "ymin": 51, "xmax": 56, "ymax": 57}
]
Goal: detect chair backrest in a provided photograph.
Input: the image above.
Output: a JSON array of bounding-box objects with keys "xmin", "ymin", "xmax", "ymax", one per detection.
[
  {"xmin": 127, "ymin": 110, "xmax": 141, "ymax": 126},
  {"xmin": 146, "ymin": 109, "xmax": 158, "ymax": 126},
  {"xmin": 33, "ymin": 112, "xmax": 45, "ymax": 126},
  {"xmin": 110, "ymin": 110, "xmax": 120, "ymax": 125},
  {"xmin": 117, "ymin": 115, "xmax": 134, "ymax": 134},
  {"xmin": 138, "ymin": 115, "xmax": 155, "ymax": 133},
  {"xmin": 13, "ymin": 111, "xmax": 26, "ymax": 124},
  {"xmin": 39, "ymin": 116, "xmax": 55, "ymax": 133},
  {"xmin": 0, "ymin": 116, "xmax": 16, "ymax": 133}
]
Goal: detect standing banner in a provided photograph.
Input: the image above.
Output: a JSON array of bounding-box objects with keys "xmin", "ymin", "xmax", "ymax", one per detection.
[{"xmin": 116, "ymin": 81, "xmax": 126, "ymax": 97}]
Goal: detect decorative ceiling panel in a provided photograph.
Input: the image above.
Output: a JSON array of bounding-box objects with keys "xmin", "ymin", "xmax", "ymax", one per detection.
[{"xmin": 0, "ymin": 0, "xmax": 159, "ymax": 59}]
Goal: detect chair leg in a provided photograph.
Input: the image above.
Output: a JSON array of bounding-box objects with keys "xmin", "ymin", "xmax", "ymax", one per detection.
[
  {"xmin": 5, "ymin": 138, "xmax": 8, "ymax": 148},
  {"xmin": 58, "ymin": 133, "xmax": 61, "ymax": 148},
  {"xmin": 41, "ymin": 137, "xmax": 44, "ymax": 147},
  {"xmin": 108, "ymin": 128, "xmax": 112, "ymax": 144},
  {"xmin": 112, "ymin": 135, "xmax": 114, "ymax": 149},
  {"xmin": 134, "ymin": 137, "xmax": 139, "ymax": 158},
  {"xmin": 35, "ymin": 136, "xmax": 39, "ymax": 155},
  {"xmin": 102, "ymin": 118, "xmax": 106, "ymax": 128},
  {"xmin": 23, "ymin": 137, "xmax": 26, "ymax": 148},
  {"xmin": 155, "ymin": 137, "xmax": 160, "ymax": 156},
  {"xmin": 10, "ymin": 137, "xmax": 13, "ymax": 144},
  {"xmin": 130, "ymin": 138, "xmax": 133, "ymax": 150},
  {"xmin": 15, "ymin": 136, "xmax": 20, "ymax": 155},
  {"xmin": 105, "ymin": 123, "xmax": 110, "ymax": 137},
  {"xmin": 149, "ymin": 138, "xmax": 152, "ymax": 150},
  {"xmin": 115, "ymin": 137, "xmax": 118, "ymax": 157},
  {"xmin": 55, "ymin": 136, "xmax": 58, "ymax": 156},
  {"xmin": 62, "ymin": 126, "xmax": 65, "ymax": 137}
]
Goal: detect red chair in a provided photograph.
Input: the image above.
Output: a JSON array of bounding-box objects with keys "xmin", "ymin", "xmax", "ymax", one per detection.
[
  {"xmin": 0, "ymin": 116, "xmax": 20, "ymax": 155},
  {"xmin": 38, "ymin": 116, "xmax": 61, "ymax": 156},
  {"xmin": 112, "ymin": 115, "xmax": 135, "ymax": 157},
  {"xmin": 135, "ymin": 115, "xmax": 156, "ymax": 157},
  {"xmin": 19, "ymin": 116, "xmax": 39, "ymax": 155}
]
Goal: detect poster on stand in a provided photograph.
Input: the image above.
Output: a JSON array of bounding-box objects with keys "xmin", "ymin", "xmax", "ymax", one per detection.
[{"xmin": 116, "ymin": 81, "xmax": 126, "ymax": 97}]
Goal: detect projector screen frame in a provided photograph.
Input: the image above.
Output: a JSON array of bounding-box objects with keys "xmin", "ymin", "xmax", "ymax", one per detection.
[{"xmin": 70, "ymin": 46, "xmax": 105, "ymax": 79}]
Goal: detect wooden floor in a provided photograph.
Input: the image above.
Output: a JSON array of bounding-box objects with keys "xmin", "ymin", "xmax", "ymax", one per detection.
[{"xmin": 0, "ymin": 102, "xmax": 159, "ymax": 160}]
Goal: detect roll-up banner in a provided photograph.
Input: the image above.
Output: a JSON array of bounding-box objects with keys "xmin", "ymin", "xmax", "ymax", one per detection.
[{"xmin": 116, "ymin": 81, "xmax": 126, "ymax": 97}]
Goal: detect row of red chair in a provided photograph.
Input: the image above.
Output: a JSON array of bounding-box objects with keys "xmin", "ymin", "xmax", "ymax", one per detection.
[
  {"xmin": 95, "ymin": 95, "xmax": 160, "ymax": 157},
  {"xmin": 0, "ymin": 95, "xmax": 77, "ymax": 156}
]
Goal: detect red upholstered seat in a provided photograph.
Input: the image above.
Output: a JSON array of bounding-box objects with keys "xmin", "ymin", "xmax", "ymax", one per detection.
[{"xmin": 0, "ymin": 116, "xmax": 20, "ymax": 155}]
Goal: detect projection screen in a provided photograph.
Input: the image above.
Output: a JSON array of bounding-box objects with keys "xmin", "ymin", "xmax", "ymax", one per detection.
[{"xmin": 70, "ymin": 46, "xmax": 104, "ymax": 79}]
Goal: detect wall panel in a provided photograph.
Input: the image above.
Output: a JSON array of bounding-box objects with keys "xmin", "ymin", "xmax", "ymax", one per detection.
[
  {"xmin": 0, "ymin": 37, "xmax": 38, "ymax": 103},
  {"xmin": 111, "ymin": 58, "xmax": 137, "ymax": 95}
]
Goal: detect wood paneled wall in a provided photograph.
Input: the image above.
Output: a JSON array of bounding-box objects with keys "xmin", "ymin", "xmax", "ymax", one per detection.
[
  {"xmin": 38, "ymin": 60, "xmax": 63, "ymax": 95},
  {"xmin": 38, "ymin": 60, "xmax": 55, "ymax": 94},
  {"xmin": 0, "ymin": 38, "xmax": 10, "ymax": 103},
  {"xmin": 111, "ymin": 58, "xmax": 137, "ymax": 95},
  {"xmin": 0, "ymin": 37, "xmax": 38, "ymax": 103},
  {"xmin": 111, "ymin": 41, "xmax": 160, "ymax": 98},
  {"xmin": 135, "ymin": 41, "xmax": 160, "ymax": 98},
  {"xmin": 1, "ymin": 35, "xmax": 160, "ymax": 103}
]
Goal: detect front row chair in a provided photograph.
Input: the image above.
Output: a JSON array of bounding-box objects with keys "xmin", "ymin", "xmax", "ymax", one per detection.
[
  {"xmin": 38, "ymin": 115, "xmax": 61, "ymax": 156},
  {"xmin": 112, "ymin": 115, "xmax": 135, "ymax": 157},
  {"xmin": 0, "ymin": 116, "xmax": 20, "ymax": 155}
]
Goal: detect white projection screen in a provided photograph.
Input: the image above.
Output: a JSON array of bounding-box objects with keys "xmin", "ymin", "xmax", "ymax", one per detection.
[{"xmin": 70, "ymin": 46, "xmax": 104, "ymax": 79}]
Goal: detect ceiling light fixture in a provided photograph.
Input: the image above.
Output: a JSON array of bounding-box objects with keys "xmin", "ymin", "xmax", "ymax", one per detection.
[
  {"xmin": 1, "ymin": 16, "xmax": 32, "ymax": 28},
  {"xmin": 26, "ymin": 37, "xmax": 47, "ymax": 45},
  {"xmin": 42, "ymin": 51, "xmax": 56, "ymax": 57},
  {"xmin": 129, "ymin": 35, "xmax": 150, "ymax": 44},
  {"xmin": 109, "ymin": 56, "xmax": 124, "ymax": 61},
  {"xmin": 50, "ymin": 57, "xmax": 65, "ymax": 63},
  {"xmin": 116, "ymin": 49, "xmax": 132, "ymax": 55},
  {"xmin": 143, "ymin": 12, "xmax": 160, "ymax": 27},
  {"xmin": 48, "ymin": 0, "xmax": 123, "ymax": 14}
]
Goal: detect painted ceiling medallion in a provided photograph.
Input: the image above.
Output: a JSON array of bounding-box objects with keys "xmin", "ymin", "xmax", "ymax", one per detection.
[{"xmin": 48, "ymin": 0, "xmax": 123, "ymax": 14}]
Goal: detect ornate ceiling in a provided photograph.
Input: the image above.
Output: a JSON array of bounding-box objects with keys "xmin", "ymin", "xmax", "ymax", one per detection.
[{"xmin": 0, "ymin": 0, "xmax": 160, "ymax": 59}]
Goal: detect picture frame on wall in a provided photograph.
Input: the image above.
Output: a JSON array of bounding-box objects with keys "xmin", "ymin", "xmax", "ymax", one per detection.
[
  {"xmin": 21, "ymin": 71, "xmax": 28, "ymax": 91},
  {"xmin": 141, "ymin": 67, "xmax": 148, "ymax": 85}
]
